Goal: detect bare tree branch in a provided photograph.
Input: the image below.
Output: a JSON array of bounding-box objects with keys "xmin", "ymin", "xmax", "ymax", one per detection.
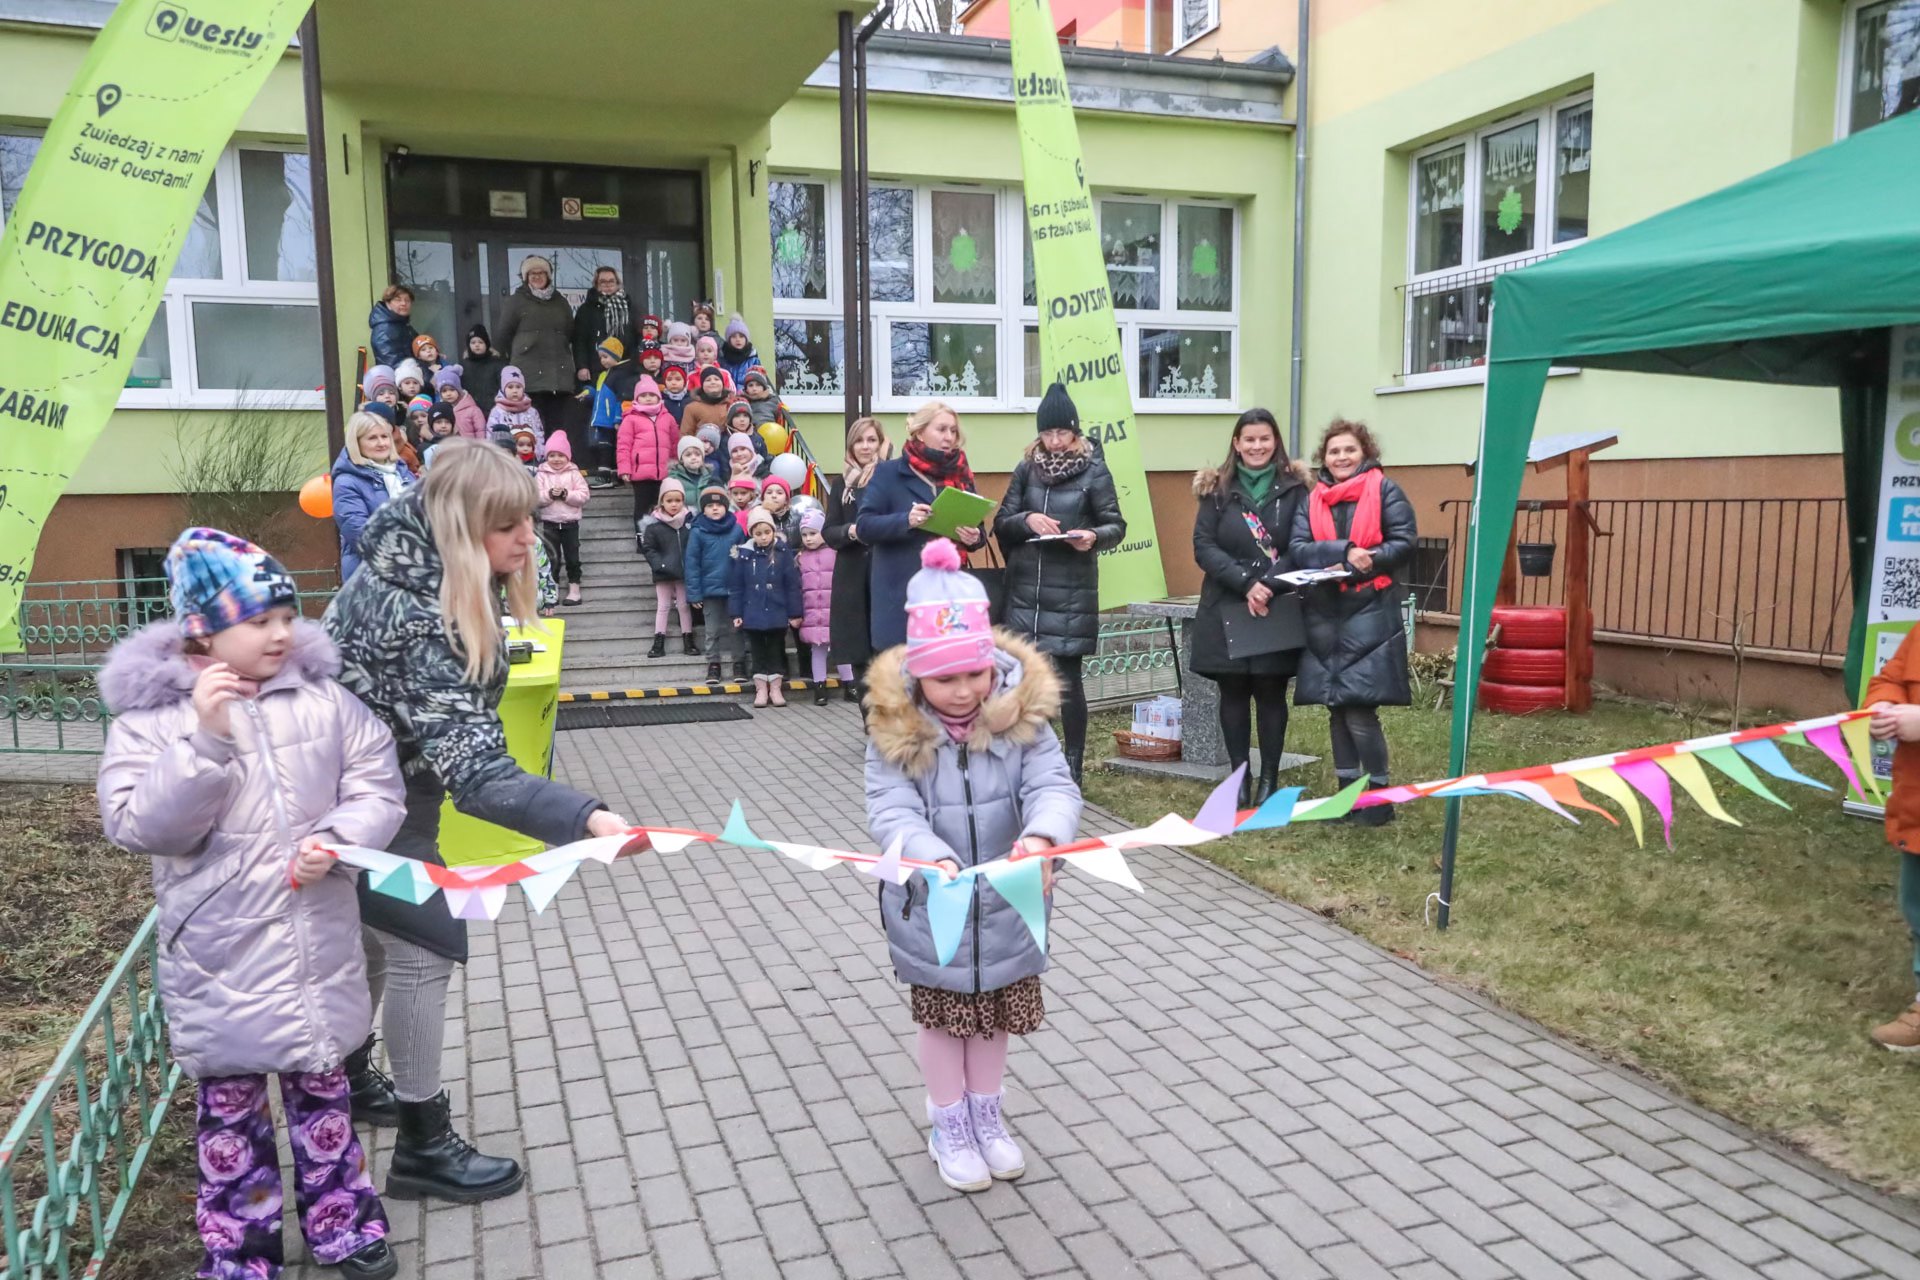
[{"xmin": 887, "ymin": 0, "xmax": 963, "ymax": 34}]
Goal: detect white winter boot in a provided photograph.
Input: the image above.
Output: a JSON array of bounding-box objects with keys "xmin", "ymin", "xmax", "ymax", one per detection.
[
  {"xmin": 966, "ymin": 1090, "xmax": 1025, "ymax": 1180},
  {"xmin": 926, "ymin": 1097, "xmax": 991, "ymax": 1192}
]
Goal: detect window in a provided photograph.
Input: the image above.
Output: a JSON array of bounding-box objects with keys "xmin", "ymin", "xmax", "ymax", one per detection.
[
  {"xmin": 0, "ymin": 131, "xmax": 320, "ymax": 407},
  {"xmin": 1842, "ymin": 0, "xmax": 1920, "ymax": 136},
  {"xmin": 1402, "ymin": 93, "xmax": 1592, "ymax": 380},
  {"xmin": 770, "ymin": 175, "xmax": 1239, "ymax": 413},
  {"xmin": 1143, "ymin": 0, "xmax": 1217, "ymax": 51}
]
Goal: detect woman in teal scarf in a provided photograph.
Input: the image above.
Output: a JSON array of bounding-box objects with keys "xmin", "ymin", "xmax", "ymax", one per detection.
[{"xmin": 1190, "ymin": 409, "xmax": 1311, "ymax": 807}]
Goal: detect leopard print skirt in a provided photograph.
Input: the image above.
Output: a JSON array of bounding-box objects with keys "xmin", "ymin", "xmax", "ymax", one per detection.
[{"xmin": 910, "ymin": 976, "xmax": 1045, "ymax": 1039}]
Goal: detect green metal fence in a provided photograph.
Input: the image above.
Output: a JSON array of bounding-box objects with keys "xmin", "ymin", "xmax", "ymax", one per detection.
[
  {"xmin": 1086, "ymin": 615, "xmax": 1181, "ymax": 707},
  {"xmin": 0, "ymin": 664, "xmax": 111, "ymax": 755},
  {"xmin": 17, "ymin": 572, "xmax": 338, "ymax": 666},
  {"xmin": 1, "ymin": 909, "xmax": 180, "ymax": 1280}
]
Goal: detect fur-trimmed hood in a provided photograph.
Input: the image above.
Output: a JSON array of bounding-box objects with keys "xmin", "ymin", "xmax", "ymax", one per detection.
[
  {"xmin": 864, "ymin": 628, "xmax": 1061, "ymax": 778},
  {"xmin": 1193, "ymin": 456, "xmax": 1311, "ymax": 498},
  {"xmin": 99, "ymin": 617, "xmax": 341, "ymax": 714}
]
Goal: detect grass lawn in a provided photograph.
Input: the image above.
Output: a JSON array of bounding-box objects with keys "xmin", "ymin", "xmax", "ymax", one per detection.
[
  {"xmin": 1082, "ymin": 695, "xmax": 1920, "ymax": 1198},
  {"xmin": 0, "ymin": 784, "xmax": 197, "ymax": 1279}
]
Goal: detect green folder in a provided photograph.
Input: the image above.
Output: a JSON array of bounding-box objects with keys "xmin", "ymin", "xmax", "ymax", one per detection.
[{"xmin": 920, "ymin": 487, "xmax": 998, "ymax": 538}]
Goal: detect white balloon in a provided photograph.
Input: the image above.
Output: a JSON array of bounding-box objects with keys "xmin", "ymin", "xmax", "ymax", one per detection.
[
  {"xmin": 788, "ymin": 495, "xmax": 823, "ymax": 523},
  {"xmin": 770, "ymin": 453, "xmax": 809, "ymax": 488}
]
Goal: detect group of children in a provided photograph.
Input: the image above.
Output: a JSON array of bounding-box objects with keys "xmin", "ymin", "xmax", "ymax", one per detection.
[{"xmin": 349, "ymin": 304, "xmax": 857, "ymax": 688}]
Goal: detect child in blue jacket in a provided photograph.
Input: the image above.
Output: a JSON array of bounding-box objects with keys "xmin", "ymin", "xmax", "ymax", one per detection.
[
  {"xmin": 686, "ymin": 486, "xmax": 748, "ymax": 684},
  {"xmin": 728, "ymin": 506, "xmax": 803, "ymax": 708}
]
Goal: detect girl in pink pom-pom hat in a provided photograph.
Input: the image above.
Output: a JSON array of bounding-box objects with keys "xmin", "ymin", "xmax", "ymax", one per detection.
[{"xmin": 862, "ymin": 537, "xmax": 1083, "ymax": 1195}]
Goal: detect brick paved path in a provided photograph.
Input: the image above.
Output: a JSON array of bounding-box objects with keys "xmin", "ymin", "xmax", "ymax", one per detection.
[{"xmin": 289, "ymin": 702, "xmax": 1920, "ymax": 1279}]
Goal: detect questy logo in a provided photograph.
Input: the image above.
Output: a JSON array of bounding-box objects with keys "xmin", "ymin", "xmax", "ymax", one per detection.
[{"xmin": 144, "ymin": 1, "xmax": 264, "ymax": 53}]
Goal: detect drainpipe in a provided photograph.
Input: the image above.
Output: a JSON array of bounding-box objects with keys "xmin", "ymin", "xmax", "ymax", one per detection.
[
  {"xmin": 1286, "ymin": 0, "xmax": 1310, "ymax": 460},
  {"xmin": 298, "ymin": 5, "xmax": 346, "ymax": 463},
  {"xmin": 839, "ymin": 11, "xmax": 861, "ymax": 427},
  {"xmin": 855, "ymin": 2, "xmax": 896, "ymax": 418}
]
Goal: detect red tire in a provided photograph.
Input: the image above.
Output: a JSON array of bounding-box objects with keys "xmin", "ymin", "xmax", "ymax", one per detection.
[
  {"xmin": 1483, "ymin": 646, "xmax": 1567, "ymax": 687},
  {"xmin": 1489, "ymin": 604, "xmax": 1590, "ymax": 649},
  {"xmin": 1479, "ymin": 679, "xmax": 1567, "ymax": 714}
]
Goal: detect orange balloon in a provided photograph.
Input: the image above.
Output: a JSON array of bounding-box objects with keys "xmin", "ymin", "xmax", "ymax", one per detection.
[{"xmin": 298, "ymin": 474, "xmax": 333, "ymax": 519}]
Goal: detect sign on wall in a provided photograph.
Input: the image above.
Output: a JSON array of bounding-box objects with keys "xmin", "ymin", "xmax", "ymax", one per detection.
[
  {"xmin": 0, "ymin": 0, "xmax": 306, "ymax": 648},
  {"xmin": 1858, "ymin": 325, "xmax": 1920, "ymax": 791},
  {"xmin": 1009, "ymin": 0, "xmax": 1167, "ymax": 608}
]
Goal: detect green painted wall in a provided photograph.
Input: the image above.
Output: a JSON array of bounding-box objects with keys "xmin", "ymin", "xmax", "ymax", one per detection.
[
  {"xmin": 1298, "ymin": 0, "xmax": 1852, "ymax": 468},
  {"xmin": 767, "ymin": 89, "xmax": 1294, "ymax": 472}
]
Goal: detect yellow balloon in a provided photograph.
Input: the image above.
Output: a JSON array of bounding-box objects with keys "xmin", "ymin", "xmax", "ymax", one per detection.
[{"xmin": 758, "ymin": 422, "xmax": 790, "ymax": 455}]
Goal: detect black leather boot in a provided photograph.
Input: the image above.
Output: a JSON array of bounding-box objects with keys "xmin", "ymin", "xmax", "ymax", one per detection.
[
  {"xmin": 1355, "ymin": 776, "xmax": 1396, "ymax": 827},
  {"xmin": 733, "ymin": 658, "xmax": 750, "ymax": 680},
  {"xmin": 706, "ymin": 661, "xmax": 723, "ymax": 683},
  {"xmin": 1066, "ymin": 750, "xmax": 1085, "ymax": 787},
  {"xmin": 1235, "ymin": 765, "xmax": 1254, "ymax": 810},
  {"xmin": 344, "ymin": 1035, "xmax": 398, "ymax": 1128},
  {"xmin": 337, "ymin": 1239, "xmax": 399, "ymax": 1279},
  {"xmin": 1252, "ymin": 755, "xmax": 1281, "ymax": 809},
  {"xmin": 682, "ymin": 634, "xmax": 700, "ymax": 656},
  {"xmin": 385, "ymin": 1091, "xmax": 524, "ymax": 1203},
  {"xmin": 647, "ymin": 635, "xmax": 667, "ymax": 659}
]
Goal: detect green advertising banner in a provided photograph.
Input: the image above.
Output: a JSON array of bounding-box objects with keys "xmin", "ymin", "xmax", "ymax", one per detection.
[
  {"xmin": 0, "ymin": 0, "xmax": 305, "ymax": 648},
  {"xmin": 1009, "ymin": 0, "xmax": 1167, "ymax": 608}
]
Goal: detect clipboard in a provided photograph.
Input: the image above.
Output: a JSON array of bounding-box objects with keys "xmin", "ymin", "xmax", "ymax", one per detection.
[
  {"xmin": 921, "ymin": 487, "xmax": 997, "ymax": 538},
  {"xmin": 1222, "ymin": 594, "xmax": 1305, "ymax": 659}
]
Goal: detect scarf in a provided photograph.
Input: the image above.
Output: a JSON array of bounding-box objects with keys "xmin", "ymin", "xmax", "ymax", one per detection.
[
  {"xmin": 364, "ymin": 457, "xmax": 406, "ymax": 499},
  {"xmin": 1235, "ymin": 461, "xmax": 1277, "ymax": 506},
  {"xmin": 843, "ymin": 451, "xmax": 884, "ymax": 488},
  {"xmin": 650, "ymin": 505, "xmax": 689, "ymax": 530},
  {"xmin": 904, "ymin": 438, "xmax": 975, "ymax": 492},
  {"xmin": 527, "ymin": 282, "xmax": 555, "ymax": 302},
  {"xmin": 599, "ymin": 291, "xmax": 630, "ymax": 340},
  {"xmin": 495, "ymin": 388, "xmax": 532, "ymax": 413},
  {"xmin": 1308, "ymin": 467, "xmax": 1393, "ymax": 591},
  {"xmin": 934, "ymin": 707, "xmax": 980, "ymax": 743},
  {"xmin": 1033, "ymin": 446, "xmax": 1093, "ymax": 487}
]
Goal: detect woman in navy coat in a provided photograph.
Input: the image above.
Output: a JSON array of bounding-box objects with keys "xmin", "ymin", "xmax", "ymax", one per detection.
[{"xmin": 852, "ymin": 402, "xmax": 984, "ymax": 653}]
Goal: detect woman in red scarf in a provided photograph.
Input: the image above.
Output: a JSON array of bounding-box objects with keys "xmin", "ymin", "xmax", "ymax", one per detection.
[
  {"xmin": 854, "ymin": 401, "xmax": 986, "ymax": 652},
  {"xmin": 1289, "ymin": 420, "xmax": 1417, "ymax": 826}
]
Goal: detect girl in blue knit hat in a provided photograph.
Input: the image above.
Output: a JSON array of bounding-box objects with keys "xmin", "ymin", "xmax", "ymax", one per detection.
[{"xmin": 97, "ymin": 528, "xmax": 408, "ymax": 1280}]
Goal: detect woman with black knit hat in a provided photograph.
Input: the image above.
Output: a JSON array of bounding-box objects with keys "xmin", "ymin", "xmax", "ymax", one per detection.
[{"xmin": 993, "ymin": 382, "xmax": 1125, "ymax": 782}]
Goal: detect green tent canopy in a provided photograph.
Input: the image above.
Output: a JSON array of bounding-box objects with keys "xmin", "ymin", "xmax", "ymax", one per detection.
[{"xmin": 1439, "ymin": 109, "xmax": 1920, "ymax": 926}]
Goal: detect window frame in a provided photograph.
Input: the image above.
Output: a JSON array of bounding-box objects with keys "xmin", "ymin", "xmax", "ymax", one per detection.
[
  {"xmin": 769, "ymin": 172, "xmax": 1241, "ymax": 415},
  {"xmin": 1837, "ymin": 0, "xmax": 1920, "ymax": 139},
  {"xmin": 0, "ymin": 132, "xmax": 322, "ymax": 410},
  {"xmin": 1398, "ymin": 90, "xmax": 1593, "ymax": 389},
  {"xmin": 1169, "ymin": 0, "xmax": 1221, "ymax": 52}
]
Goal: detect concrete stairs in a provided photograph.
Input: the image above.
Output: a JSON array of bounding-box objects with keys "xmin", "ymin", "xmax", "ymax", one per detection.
[{"xmin": 554, "ymin": 490, "xmax": 729, "ymax": 694}]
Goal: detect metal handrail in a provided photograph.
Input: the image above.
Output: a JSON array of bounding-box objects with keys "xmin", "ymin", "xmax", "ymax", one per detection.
[{"xmin": 0, "ymin": 908, "xmax": 179, "ymax": 1280}]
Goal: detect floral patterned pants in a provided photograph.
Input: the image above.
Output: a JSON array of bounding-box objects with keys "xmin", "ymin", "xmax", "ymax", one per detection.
[{"xmin": 194, "ymin": 1069, "xmax": 387, "ymax": 1279}]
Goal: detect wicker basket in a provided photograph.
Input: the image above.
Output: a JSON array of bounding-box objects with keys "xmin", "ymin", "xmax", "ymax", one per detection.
[{"xmin": 1112, "ymin": 729, "xmax": 1182, "ymax": 762}]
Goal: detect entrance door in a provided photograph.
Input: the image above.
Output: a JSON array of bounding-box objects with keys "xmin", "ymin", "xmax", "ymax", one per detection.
[{"xmin": 384, "ymin": 154, "xmax": 706, "ymax": 358}]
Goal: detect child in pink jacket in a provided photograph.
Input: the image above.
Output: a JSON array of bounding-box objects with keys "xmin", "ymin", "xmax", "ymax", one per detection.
[
  {"xmin": 796, "ymin": 509, "xmax": 854, "ymax": 705},
  {"xmin": 537, "ymin": 431, "xmax": 590, "ymax": 607},
  {"xmin": 617, "ymin": 374, "xmax": 678, "ymax": 548},
  {"xmin": 432, "ymin": 366, "xmax": 489, "ymax": 440}
]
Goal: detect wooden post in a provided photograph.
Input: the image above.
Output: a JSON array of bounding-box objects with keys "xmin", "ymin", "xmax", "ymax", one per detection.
[
  {"xmin": 1495, "ymin": 527, "xmax": 1520, "ymax": 608},
  {"xmin": 1564, "ymin": 447, "xmax": 1593, "ymax": 712}
]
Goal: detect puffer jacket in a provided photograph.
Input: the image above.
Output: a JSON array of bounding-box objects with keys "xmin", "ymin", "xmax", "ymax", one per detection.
[
  {"xmin": 728, "ymin": 539, "xmax": 802, "ymax": 631},
  {"xmin": 331, "ymin": 447, "xmax": 416, "ymax": 582},
  {"xmin": 1288, "ymin": 462, "xmax": 1417, "ymax": 708},
  {"xmin": 865, "ymin": 633, "xmax": 1081, "ymax": 994},
  {"xmin": 536, "ymin": 460, "xmax": 590, "ymax": 524},
  {"xmin": 323, "ymin": 489, "xmax": 605, "ymax": 961},
  {"xmin": 1190, "ymin": 462, "xmax": 1311, "ymax": 679},
  {"xmin": 97, "ymin": 621, "xmax": 405, "ymax": 1078},
  {"xmin": 494, "ymin": 287, "xmax": 576, "ymax": 394},
  {"xmin": 797, "ymin": 545, "xmax": 836, "ymax": 645},
  {"xmin": 486, "ymin": 400, "xmax": 546, "ymax": 460},
  {"xmin": 617, "ymin": 402, "xmax": 679, "ymax": 483},
  {"xmin": 685, "ymin": 508, "xmax": 746, "ymax": 601},
  {"xmin": 642, "ymin": 515, "xmax": 690, "ymax": 582},
  {"xmin": 367, "ymin": 301, "xmax": 416, "ymax": 369},
  {"xmin": 450, "ymin": 390, "xmax": 489, "ymax": 440},
  {"xmin": 994, "ymin": 442, "xmax": 1126, "ymax": 657}
]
